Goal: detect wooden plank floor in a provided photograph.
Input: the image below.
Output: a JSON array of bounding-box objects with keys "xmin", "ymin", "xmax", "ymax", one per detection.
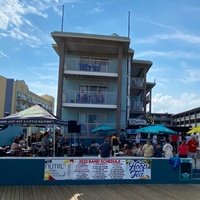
[{"xmin": 0, "ymin": 184, "xmax": 200, "ymax": 200}]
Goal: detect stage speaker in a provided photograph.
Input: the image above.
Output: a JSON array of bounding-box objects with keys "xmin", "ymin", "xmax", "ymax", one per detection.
[
  {"xmin": 68, "ymin": 120, "xmax": 77, "ymax": 133},
  {"xmin": 76, "ymin": 125, "xmax": 81, "ymax": 134}
]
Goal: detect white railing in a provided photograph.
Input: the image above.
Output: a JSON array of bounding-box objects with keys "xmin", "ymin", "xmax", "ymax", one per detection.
[
  {"xmin": 63, "ymin": 90, "xmax": 117, "ymax": 105},
  {"xmin": 64, "ymin": 57, "xmax": 118, "ymax": 73}
]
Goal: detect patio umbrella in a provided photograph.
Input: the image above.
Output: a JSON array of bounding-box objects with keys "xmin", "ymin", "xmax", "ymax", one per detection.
[
  {"xmin": 92, "ymin": 124, "xmax": 115, "ymax": 134},
  {"xmin": 187, "ymin": 126, "xmax": 200, "ymax": 134},
  {"xmin": 135, "ymin": 124, "xmax": 177, "ymax": 135}
]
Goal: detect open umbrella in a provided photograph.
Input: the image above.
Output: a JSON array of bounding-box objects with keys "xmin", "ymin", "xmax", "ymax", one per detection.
[
  {"xmin": 187, "ymin": 126, "xmax": 200, "ymax": 134},
  {"xmin": 92, "ymin": 124, "xmax": 115, "ymax": 134},
  {"xmin": 135, "ymin": 124, "xmax": 177, "ymax": 135}
]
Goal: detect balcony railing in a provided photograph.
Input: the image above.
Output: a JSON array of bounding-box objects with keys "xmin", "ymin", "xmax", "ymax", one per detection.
[
  {"xmin": 16, "ymin": 104, "xmax": 27, "ymax": 110},
  {"xmin": 130, "ymin": 100, "xmax": 144, "ymax": 112},
  {"xmin": 17, "ymin": 94, "xmax": 27, "ymax": 101},
  {"xmin": 131, "ymin": 77, "xmax": 144, "ymax": 88},
  {"xmin": 64, "ymin": 57, "xmax": 118, "ymax": 73},
  {"xmin": 63, "ymin": 90, "xmax": 117, "ymax": 105}
]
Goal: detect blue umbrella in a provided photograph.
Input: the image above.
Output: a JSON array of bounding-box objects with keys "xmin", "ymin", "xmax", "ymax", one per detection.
[
  {"xmin": 92, "ymin": 124, "xmax": 115, "ymax": 134},
  {"xmin": 135, "ymin": 124, "xmax": 177, "ymax": 135}
]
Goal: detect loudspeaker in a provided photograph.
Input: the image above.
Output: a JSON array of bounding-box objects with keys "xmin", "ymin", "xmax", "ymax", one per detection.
[
  {"xmin": 76, "ymin": 125, "xmax": 81, "ymax": 133},
  {"xmin": 68, "ymin": 120, "xmax": 77, "ymax": 133}
]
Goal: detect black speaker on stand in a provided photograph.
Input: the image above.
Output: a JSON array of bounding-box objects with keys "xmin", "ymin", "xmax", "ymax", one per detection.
[{"xmin": 68, "ymin": 120, "xmax": 77, "ymax": 133}]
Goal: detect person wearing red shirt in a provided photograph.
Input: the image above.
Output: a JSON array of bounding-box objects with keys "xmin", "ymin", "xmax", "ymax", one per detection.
[
  {"xmin": 178, "ymin": 139, "xmax": 188, "ymax": 158},
  {"xmin": 170, "ymin": 134, "xmax": 179, "ymax": 153},
  {"xmin": 187, "ymin": 135, "xmax": 199, "ymax": 168}
]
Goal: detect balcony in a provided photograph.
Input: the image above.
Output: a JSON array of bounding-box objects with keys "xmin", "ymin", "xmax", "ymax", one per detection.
[
  {"xmin": 131, "ymin": 77, "xmax": 144, "ymax": 88},
  {"xmin": 64, "ymin": 57, "xmax": 118, "ymax": 77},
  {"xmin": 16, "ymin": 104, "xmax": 27, "ymax": 110},
  {"xmin": 17, "ymin": 94, "xmax": 27, "ymax": 101},
  {"xmin": 130, "ymin": 101, "xmax": 144, "ymax": 112},
  {"xmin": 62, "ymin": 90, "xmax": 117, "ymax": 108}
]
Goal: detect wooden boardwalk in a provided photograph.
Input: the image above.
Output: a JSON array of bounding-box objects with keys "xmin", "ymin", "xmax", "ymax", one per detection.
[{"xmin": 0, "ymin": 184, "xmax": 200, "ymax": 200}]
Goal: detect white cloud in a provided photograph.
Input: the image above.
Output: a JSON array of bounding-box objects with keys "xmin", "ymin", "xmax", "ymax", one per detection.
[
  {"xmin": 155, "ymin": 31, "xmax": 200, "ymax": 44},
  {"xmin": 27, "ymin": 80, "xmax": 57, "ymax": 114},
  {"xmin": 135, "ymin": 32, "xmax": 200, "ymax": 45},
  {"xmin": 87, "ymin": 2, "xmax": 104, "ymax": 14},
  {"xmin": 27, "ymin": 80, "xmax": 57, "ymax": 98},
  {"xmin": 0, "ymin": 0, "xmax": 47, "ymax": 30},
  {"xmin": 136, "ymin": 50, "xmax": 200, "ymax": 59},
  {"xmin": 0, "ymin": 0, "xmax": 47, "ymax": 47},
  {"xmin": 135, "ymin": 18, "xmax": 200, "ymax": 45},
  {"xmin": 134, "ymin": 31, "xmax": 200, "ymax": 44},
  {"xmin": 27, "ymin": 64, "xmax": 58, "ymax": 81},
  {"xmin": 134, "ymin": 38, "xmax": 156, "ymax": 44},
  {"xmin": 152, "ymin": 92, "xmax": 200, "ymax": 114},
  {"xmin": 0, "ymin": 51, "xmax": 9, "ymax": 58},
  {"xmin": 181, "ymin": 69, "xmax": 200, "ymax": 83},
  {"xmin": 137, "ymin": 18, "xmax": 178, "ymax": 32},
  {"xmin": 0, "ymin": 0, "xmax": 81, "ymax": 47},
  {"xmin": 6, "ymin": 27, "xmax": 42, "ymax": 47},
  {"xmin": 181, "ymin": 5, "xmax": 200, "ymax": 13}
]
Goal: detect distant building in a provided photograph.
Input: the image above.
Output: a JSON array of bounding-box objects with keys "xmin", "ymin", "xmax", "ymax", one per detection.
[
  {"xmin": 150, "ymin": 113, "xmax": 173, "ymax": 126},
  {"xmin": 172, "ymin": 107, "xmax": 200, "ymax": 128},
  {"xmin": 0, "ymin": 75, "xmax": 54, "ymax": 118},
  {"xmin": 51, "ymin": 31, "xmax": 155, "ymax": 137}
]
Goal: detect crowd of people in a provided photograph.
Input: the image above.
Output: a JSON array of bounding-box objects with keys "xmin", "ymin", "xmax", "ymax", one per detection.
[
  {"xmin": 1, "ymin": 130, "xmax": 199, "ymax": 168},
  {"xmin": 96, "ymin": 132, "xmax": 200, "ymax": 168}
]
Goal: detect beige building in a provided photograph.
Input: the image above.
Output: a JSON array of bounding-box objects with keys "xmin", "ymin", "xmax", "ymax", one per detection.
[{"xmin": 0, "ymin": 75, "xmax": 54, "ymax": 118}]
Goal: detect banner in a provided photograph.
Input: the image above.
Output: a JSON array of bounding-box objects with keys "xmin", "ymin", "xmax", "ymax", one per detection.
[{"xmin": 44, "ymin": 158, "xmax": 151, "ymax": 181}]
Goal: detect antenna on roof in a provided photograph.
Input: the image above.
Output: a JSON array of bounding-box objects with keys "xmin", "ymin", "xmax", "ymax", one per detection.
[
  {"xmin": 128, "ymin": 11, "xmax": 131, "ymax": 38},
  {"xmin": 61, "ymin": 5, "xmax": 65, "ymax": 32}
]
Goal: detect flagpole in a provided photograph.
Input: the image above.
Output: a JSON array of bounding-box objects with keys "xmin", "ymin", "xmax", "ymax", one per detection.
[
  {"xmin": 128, "ymin": 11, "xmax": 131, "ymax": 38},
  {"xmin": 61, "ymin": 5, "xmax": 65, "ymax": 32}
]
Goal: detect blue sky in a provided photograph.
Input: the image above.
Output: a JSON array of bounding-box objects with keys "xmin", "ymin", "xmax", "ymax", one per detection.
[{"xmin": 1, "ymin": 0, "xmax": 200, "ymax": 114}]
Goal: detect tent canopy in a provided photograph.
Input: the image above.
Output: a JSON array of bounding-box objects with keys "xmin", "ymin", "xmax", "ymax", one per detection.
[
  {"xmin": 135, "ymin": 124, "xmax": 177, "ymax": 135},
  {"xmin": 0, "ymin": 105, "xmax": 67, "ymax": 126},
  {"xmin": 187, "ymin": 126, "xmax": 200, "ymax": 134},
  {"xmin": 92, "ymin": 124, "xmax": 115, "ymax": 134}
]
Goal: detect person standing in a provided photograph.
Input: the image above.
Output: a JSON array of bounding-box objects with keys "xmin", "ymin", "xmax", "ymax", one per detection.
[
  {"xmin": 142, "ymin": 139, "xmax": 154, "ymax": 157},
  {"xmin": 188, "ymin": 135, "xmax": 199, "ymax": 168},
  {"xmin": 111, "ymin": 133, "xmax": 120, "ymax": 155},
  {"xmin": 99, "ymin": 139, "xmax": 112, "ymax": 158},
  {"xmin": 135, "ymin": 133, "xmax": 141, "ymax": 145},
  {"xmin": 40, "ymin": 132, "xmax": 51, "ymax": 157},
  {"xmin": 163, "ymin": 138, "xmax": 173, "ymax": 159},
  {"xmin": 153, "ymin": 139, "xmax": 163, "ymax": 158},
  {"xmin": 178, "ymin": 139, "xmax": 188, "ymax": 158},
  {"xmin": 170, "ymin": 134, "xmax": 179, "ymax": 153}
]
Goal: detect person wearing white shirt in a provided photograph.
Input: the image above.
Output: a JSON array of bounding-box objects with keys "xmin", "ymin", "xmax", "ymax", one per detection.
[{"xmin": 163, "ymin": 138, "xmax": 174, "ymax": 158}]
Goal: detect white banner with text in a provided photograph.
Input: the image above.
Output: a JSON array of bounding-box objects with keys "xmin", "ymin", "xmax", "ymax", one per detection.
[{"xmin": 44, "ymin": 158, "xmax": 151, "ymax": 181}]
